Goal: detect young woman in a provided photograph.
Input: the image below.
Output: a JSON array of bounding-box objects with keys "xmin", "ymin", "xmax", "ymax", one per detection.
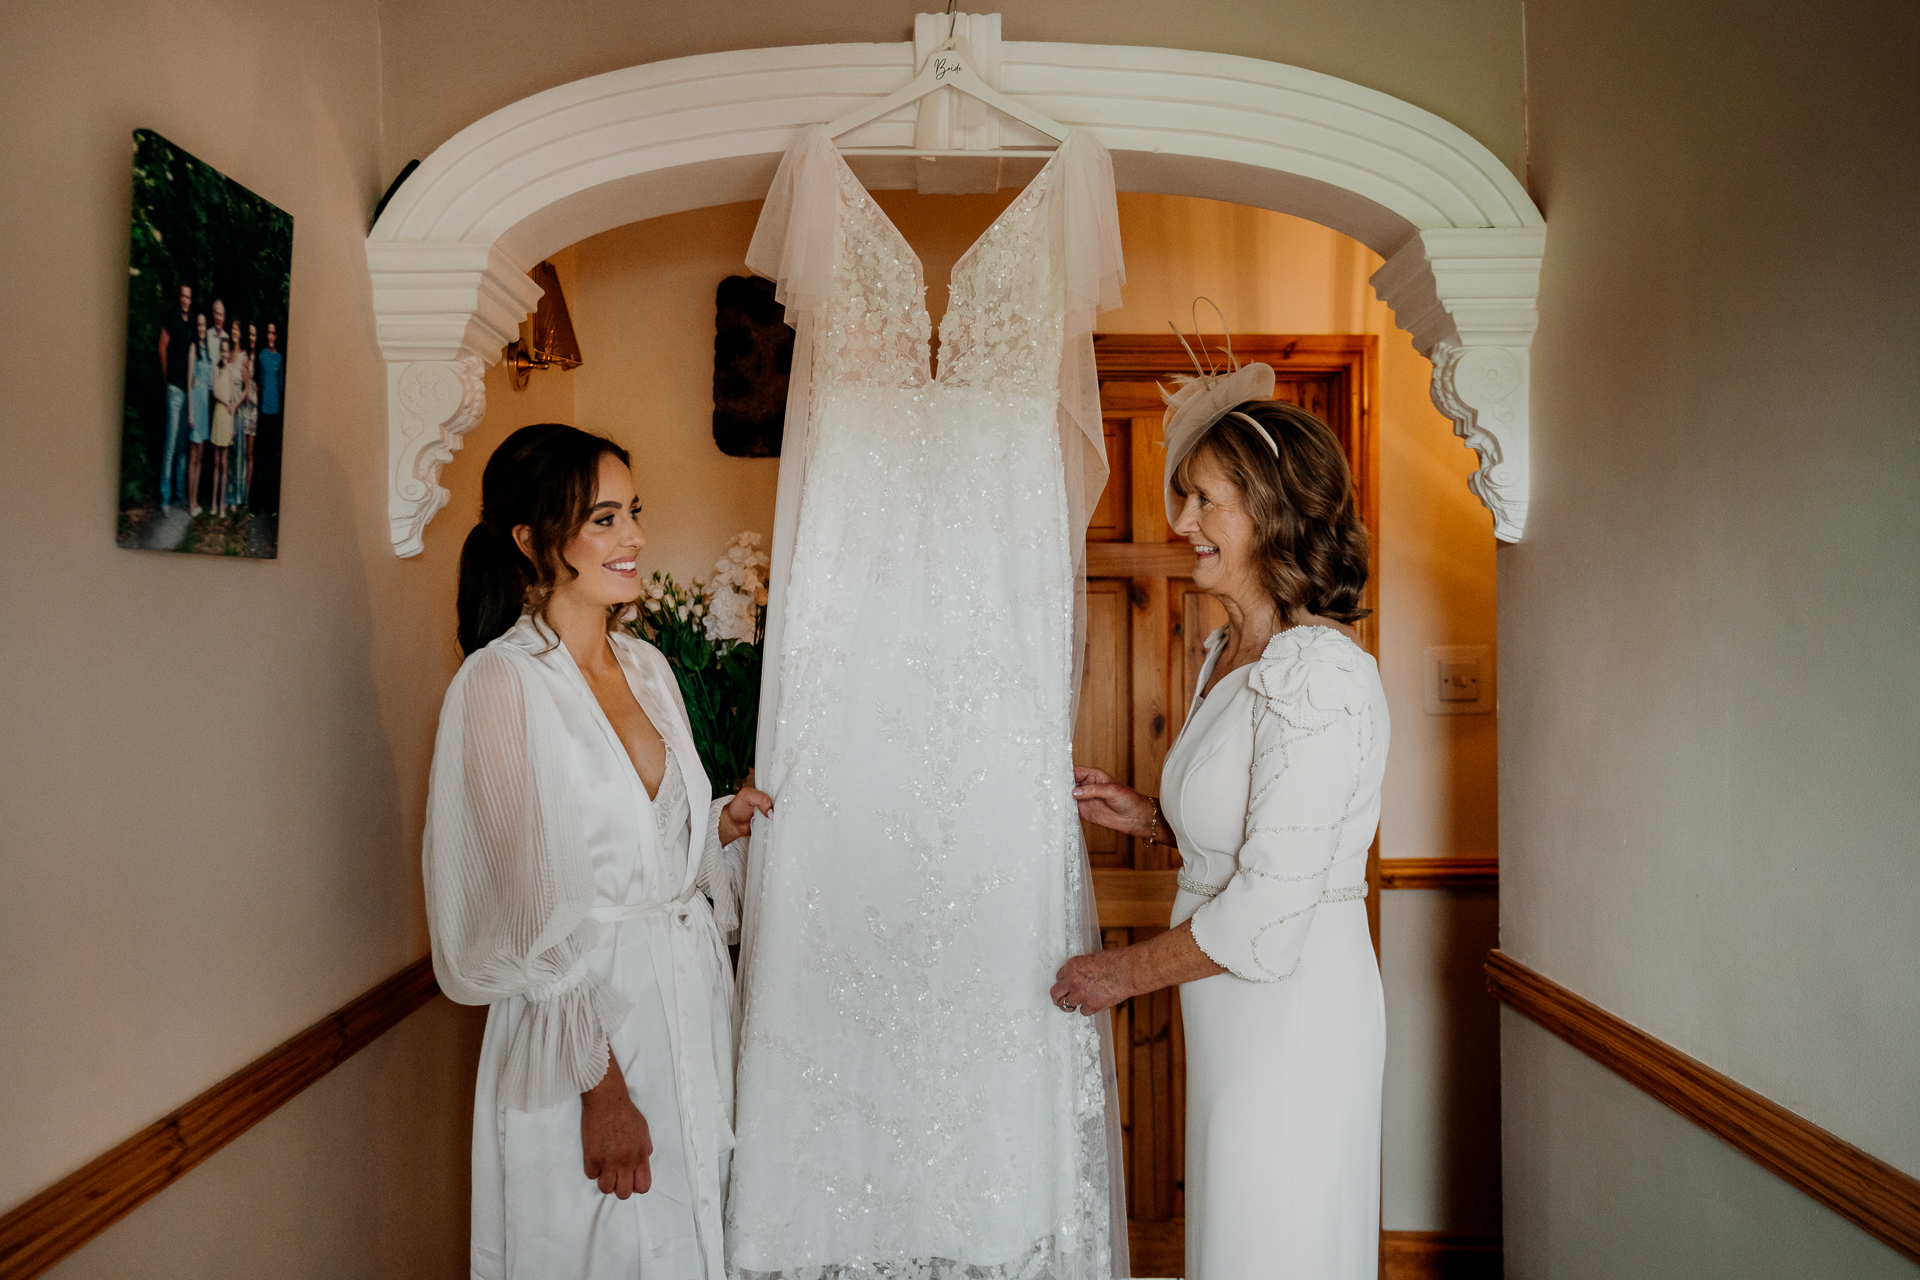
[
  {"xmin": 425, "ymin": 423, "xmax": 771, "ymax": 1280},
  {"xmin": 207, "ymin": 321, "xmax": 244, "ymax": 518},
  {"xmin": 1054, "ymin": 382, "xmax": 1389, "ymax": 1279}
]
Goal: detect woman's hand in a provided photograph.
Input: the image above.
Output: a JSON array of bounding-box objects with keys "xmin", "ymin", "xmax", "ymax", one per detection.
[
  {"xmin": 581, "ymin": 1053, "xmax": 653, "ymax": 1198},
  {"xmin": 1052, "ymin": 923, "xmax": 1226, "ymax": 1016},
  {"xmin": 719, "ymin": 786, "xmax": 773, "ymax": 846},
  {"xmin": 1072, "ymin": 766, "xmax": 1159, "ymax": 841},
  {"xmin": 1050, "ymin": 947, "xmax": 1137, "ymax": 1016}
]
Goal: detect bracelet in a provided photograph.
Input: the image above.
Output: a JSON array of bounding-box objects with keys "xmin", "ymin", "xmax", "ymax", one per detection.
[{"xmin": 1144, "ymin": 796, "xmax": 1163, "ymax": 846}]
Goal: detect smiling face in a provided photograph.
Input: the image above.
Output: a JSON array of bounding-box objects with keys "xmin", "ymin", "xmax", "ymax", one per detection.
[
  {"xmin": 548, "ymin": 451, "xmax": 646, "ymax": 613},
  {"xmin": 1171, "ymin": 445, "xmax": 1268, "ymax": 610}
]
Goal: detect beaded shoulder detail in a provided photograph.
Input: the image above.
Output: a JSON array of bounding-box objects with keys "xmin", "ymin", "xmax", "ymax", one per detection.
[{"xmin": 1252, "ymin": 625, "xmax": 1371, "ymax": 733}]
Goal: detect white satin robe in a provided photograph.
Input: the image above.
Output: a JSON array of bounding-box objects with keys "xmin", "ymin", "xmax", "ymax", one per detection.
[{"xmin": 424, "ymin": 616, "xmax": 744, "ymax": 1280}]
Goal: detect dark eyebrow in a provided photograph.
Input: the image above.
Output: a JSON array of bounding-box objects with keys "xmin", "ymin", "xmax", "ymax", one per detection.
[{"xmin": 588, "ymin": 499, "xmax": 621, "ymax": 511}]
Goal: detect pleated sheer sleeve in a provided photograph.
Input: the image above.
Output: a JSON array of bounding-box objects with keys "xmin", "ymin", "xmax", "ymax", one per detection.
[
  {"xmin": 1189, "ymin": 631, "xmax": 1375, "ymax": 982},
  {"xmin": 423, "ymin": 646, "xmax": 631, "ymax": 1112},
  {"xmin": 698, "ymin": 797, "xmax": 748, "ymax": 945}
]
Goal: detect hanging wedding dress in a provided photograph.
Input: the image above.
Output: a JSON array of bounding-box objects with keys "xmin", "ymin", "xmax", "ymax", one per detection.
[{"xmin": 725, "ymin": 124, "xmax": 1126, "ymax": 1280}]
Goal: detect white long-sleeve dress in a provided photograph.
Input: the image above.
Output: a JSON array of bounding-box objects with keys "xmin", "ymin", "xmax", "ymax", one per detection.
[
  {"xmin": 424, "ymin": 616, "xmax": 746, "ymax": 1280},
  {"xmin": 1163, "ymin": 625, "xmax": 1390, "ymax": 1280}
]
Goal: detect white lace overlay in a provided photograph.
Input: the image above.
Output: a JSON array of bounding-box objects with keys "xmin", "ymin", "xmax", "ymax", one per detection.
[{"xmin": 729, "ymin": 128, "xmax": 1122, "ymax": 1280}]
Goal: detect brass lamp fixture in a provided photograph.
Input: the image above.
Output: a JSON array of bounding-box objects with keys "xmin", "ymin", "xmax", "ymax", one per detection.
[{"xmin": 505, "ymin": 260, "xmax": 584, "ymax": 390}]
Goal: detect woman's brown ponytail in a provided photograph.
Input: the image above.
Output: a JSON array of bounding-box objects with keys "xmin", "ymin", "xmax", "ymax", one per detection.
[{"xmin": 455, "ymin": 423, "xmax": 631, "ymax": 656}]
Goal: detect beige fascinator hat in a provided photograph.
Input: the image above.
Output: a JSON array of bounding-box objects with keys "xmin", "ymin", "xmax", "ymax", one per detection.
[{"xmin": 1160, "ymin": 301, "xmax": 1279, "ymax": 523}]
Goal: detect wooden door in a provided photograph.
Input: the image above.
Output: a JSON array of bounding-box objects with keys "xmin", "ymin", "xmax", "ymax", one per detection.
[{"xmin": 1077, "ymin": 335, "xmax": 1379, "ymax": 1276}]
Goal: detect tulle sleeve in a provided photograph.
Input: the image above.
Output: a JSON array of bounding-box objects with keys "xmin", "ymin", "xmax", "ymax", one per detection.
[
  {"xmin": 1053, "ymin": 130, "xmax": 1126, "ymax": 332},
  {"xmin": 1049, "ymin": 129, "xmax": 1126, "ymax": 710},
  {"xmin": 746, "ymin": 124, "xmax": 845, "ymax": 322},
  {"xmin": 422, "ymin": 647, "xmax": 631, "ymax": 1111}
]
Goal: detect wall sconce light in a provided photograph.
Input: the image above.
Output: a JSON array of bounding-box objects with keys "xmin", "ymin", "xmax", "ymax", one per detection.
[{"xmin": 506, "ymin": 260, "xmax": 584, "ymax": 390}]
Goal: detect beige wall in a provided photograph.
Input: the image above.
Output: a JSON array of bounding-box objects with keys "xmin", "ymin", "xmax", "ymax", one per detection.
[
  {"xmin": 44, "ymin": 996, "xmax": 484, "ymax": 1280},
  {"xmin": 1503, "ymin": 0, "xmax": 1920, "ymax": 1271},
  {"xmin": 374, "ymin": 0, "xmax": 1525, "ymax": 191},
  {"xmin": 0, "ymin": 0, "xmax": 475, "ymax": 1263}
]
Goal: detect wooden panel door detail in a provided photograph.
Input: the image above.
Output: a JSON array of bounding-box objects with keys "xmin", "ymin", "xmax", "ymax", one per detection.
[{"xmin": 1077, "ymin": 335, "xmax": 1378, "ymax": 1276}]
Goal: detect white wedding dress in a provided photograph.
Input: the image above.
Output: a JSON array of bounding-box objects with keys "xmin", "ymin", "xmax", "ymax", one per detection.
[{"xmin": 726, "ymin": 125, "xmax": 1126, "ymax": 1280}]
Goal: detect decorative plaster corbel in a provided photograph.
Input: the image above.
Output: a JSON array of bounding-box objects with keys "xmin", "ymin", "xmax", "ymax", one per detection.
[
  {"xmin": 368, "ymin": 241, "xmax": 545, "ymax": 555},
  {"xmin": 1372, "ymin": 227, "xmax": 1546, "ymax": 542},
  {"xmin": 388, "ymin": 357, "xmax": 486, "ymax": 558},
  {"xmin": 1429, "ymin": 341, "xmax": 1528, "ymax": 540}
]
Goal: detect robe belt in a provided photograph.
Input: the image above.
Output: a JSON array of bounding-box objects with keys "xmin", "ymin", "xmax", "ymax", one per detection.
[{"xmin": 589, "ymin": 894, "xmax": 734, "ymax": 1280}]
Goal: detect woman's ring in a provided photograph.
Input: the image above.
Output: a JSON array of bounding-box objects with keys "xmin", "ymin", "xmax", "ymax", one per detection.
[{"xmin": 1058, "ymin": 998, "xmax": 1079, "ymax": 1013}]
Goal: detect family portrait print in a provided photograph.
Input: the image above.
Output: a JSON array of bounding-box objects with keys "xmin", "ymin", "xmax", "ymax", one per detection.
[{"xmin": 117, "ymin": 129, "xmax": 292, "ymax": 558}]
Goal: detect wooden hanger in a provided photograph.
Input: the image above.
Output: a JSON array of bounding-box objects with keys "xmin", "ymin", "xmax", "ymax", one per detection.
[{"xmin": 827, "ymin": 6, "xmax": 1069, "ymax": 156}]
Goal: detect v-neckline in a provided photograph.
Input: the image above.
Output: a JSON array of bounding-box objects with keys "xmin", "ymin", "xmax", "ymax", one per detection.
[
  {"xmin": 566, "ymin": 634, "xmax": 668, "ymax": 804},
  {"xmin": 825, "ymin": 130, "xmax": 1071, "ymax": 286}
]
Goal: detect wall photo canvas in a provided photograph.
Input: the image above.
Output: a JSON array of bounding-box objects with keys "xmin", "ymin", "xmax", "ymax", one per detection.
[{"xmin": 117, "ymin": 129, "xmax": 292, "ymax": 557}]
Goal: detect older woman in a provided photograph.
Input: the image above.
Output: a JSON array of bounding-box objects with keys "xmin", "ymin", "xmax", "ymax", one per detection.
[{"xmin": 1053, "ymin": 365, "xmax": 1389, "ymax": 1279}]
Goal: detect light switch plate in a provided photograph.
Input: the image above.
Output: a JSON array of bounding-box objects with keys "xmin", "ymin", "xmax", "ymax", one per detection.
[{"xmin": 1424, "ymin": 645, "xmax": 1494, "ymax": 715}]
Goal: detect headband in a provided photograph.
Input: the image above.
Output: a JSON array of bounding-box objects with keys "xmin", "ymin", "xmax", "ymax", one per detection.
[{"xmin": 1159, "ymin": 301, "xmax": 1278, "ymax": 523}]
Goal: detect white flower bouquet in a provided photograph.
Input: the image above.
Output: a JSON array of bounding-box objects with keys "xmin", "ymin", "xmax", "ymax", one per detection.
[{"xmin": 623, "ymin": 532, "xmax": 769, "ymax": 791}]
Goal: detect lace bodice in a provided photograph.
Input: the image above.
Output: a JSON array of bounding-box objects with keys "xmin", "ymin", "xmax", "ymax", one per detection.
[
  {"xmin": 938, "ymin": 171, "xmax": 1061, "ymax": 395},
  {"xmin": 817, "ymin": 163, "xmax": 933, "ymax": 391},
  {"xmin": 816, "ymin": 151, "xmax": 1062, "ymax": 400}
]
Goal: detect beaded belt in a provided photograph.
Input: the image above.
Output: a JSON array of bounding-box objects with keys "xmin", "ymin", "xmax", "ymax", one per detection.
[{"xmin": 1177, "ymin": 871, "xmax": 1367, "ymax": 905}]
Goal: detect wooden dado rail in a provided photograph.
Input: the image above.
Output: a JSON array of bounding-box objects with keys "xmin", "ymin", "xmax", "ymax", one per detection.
[
  {"xmin": 3, "ymin": 866, "xmax": 1499, "ymax": 1279},
  {"xmin": 1094, "ymin": 858, "xmax": 1495, "ymax": 928},
  {"xmin": 1486, "ymin": 950, "xmax": 1920, "ymax": 1265},
  {"xmin": 0, "ymin": 959, "xmax": 439, "ymax": 1280}
]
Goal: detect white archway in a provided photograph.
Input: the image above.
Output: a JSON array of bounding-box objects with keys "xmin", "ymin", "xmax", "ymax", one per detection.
[{"xmin": 368, "ymin": 37, "xmax": 1545, "ymax": 556}]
